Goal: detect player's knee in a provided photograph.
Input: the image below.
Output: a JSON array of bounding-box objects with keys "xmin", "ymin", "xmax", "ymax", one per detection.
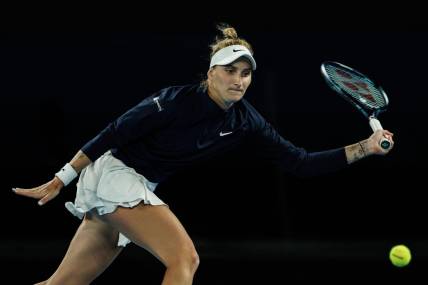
[
  {"xmin": 168, "ymin": 247, "xmax": 200, "ymax": 274},
  {"xmin": 182, "ymin": 248, "xmax": 200, "ymax": 273},
  {"xmin": 189, "ymin": 250, "xmax": 200, "ymax": 272}
]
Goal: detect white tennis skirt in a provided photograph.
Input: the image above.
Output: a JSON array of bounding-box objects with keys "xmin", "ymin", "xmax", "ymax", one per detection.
[{"xmin": 65, "ymin": 150, "xmax": 166, "ymax": 247}]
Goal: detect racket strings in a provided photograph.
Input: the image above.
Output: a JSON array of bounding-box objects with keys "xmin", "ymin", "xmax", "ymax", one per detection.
[{"xmin": 324, "ymin": 65, "xmax": 387, "ymax": 109}]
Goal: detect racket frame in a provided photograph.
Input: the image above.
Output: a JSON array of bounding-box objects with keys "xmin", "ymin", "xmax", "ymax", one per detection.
[{"xmin": 321, "ymin": 61, "xmax": 392, "ymax": 150}]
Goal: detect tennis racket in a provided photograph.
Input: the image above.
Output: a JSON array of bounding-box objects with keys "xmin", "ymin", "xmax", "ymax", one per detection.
[{"xmin": 321, "ymin": 61, "xmax": 392, "ymax": 150}]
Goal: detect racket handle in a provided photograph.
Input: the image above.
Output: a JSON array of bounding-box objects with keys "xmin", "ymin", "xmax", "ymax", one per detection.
[{"xmin": 369, "ymin": 116, "xmax": 391, "ymax": 150}]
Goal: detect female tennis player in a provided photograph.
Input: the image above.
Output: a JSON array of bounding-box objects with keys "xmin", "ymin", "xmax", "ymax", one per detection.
[{"xmin": 13, "ymin": 24, "xmax": 394, "ymax": 285}]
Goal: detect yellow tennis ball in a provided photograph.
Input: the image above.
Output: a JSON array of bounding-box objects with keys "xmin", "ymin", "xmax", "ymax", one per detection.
[{"xmin": 389, "ymin": 245, "xmax": 411, "ymax": 267}]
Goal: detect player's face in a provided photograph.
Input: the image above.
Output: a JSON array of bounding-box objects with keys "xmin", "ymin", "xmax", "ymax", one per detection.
[{"xmin": 207, "ymin": 60, "xmax": 252, "ymax": 109}]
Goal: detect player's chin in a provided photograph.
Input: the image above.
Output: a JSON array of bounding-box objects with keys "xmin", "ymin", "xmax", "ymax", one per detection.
[{"xmin": 228, "ymin": 90, "xmax": 245, "ymax": 100}]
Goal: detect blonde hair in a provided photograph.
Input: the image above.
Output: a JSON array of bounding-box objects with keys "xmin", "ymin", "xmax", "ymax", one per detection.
[
  {"xmin": 209, "ymin": 23, "xmax": 254, "ymax": 57},
  {"xmin": 200, "ymin": 23, "xmax": 254, "ymax": 89}
]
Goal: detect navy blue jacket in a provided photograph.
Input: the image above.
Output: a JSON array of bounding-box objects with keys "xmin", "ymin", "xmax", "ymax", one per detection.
[{"xmin": 82, "ymin": 84, "xmax": 347, "ymax": 183}]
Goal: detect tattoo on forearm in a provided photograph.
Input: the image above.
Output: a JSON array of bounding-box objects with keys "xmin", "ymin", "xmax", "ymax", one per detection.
[
  {"xmin": 346, "ymin": 141, "xmax": 367, "ymax": 164},
  {"xmin": 358, "ymin": 142, "xmax": 366, "ymax": 157},
  {"xmin": 360, "ymin": 140, "xmax": 369, "ymax": 156}
]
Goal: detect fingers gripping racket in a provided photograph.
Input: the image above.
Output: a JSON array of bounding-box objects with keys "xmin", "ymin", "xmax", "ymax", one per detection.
[{"xmin": 321, "ymin": 61, "xmax": 392, "ymax": 150}]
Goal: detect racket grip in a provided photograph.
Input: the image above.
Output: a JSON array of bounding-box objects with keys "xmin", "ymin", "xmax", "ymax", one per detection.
[
  {"xmin": 369, "ymin": 116, "xmax": 391, "ymax": 150},
  {"xmin": 369, "ymin": 116, "xmax": 383, "ymax": 131}
]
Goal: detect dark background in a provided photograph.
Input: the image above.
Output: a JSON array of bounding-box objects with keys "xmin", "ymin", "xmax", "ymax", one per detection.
[{"xmin": 1, "ymin": 14, "xmax": 427, "ymax": 284}]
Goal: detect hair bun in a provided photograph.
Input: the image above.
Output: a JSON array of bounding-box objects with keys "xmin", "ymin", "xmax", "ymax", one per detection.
[{"xmin": 222, "ymin": 27, "xmax": 238, "ymax": 39}]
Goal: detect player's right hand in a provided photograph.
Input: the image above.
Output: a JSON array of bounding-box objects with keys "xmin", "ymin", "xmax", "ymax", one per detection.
[
  {"xmin": 368, "ymin": 129, "xmax": 394, "ymax": 155},
  {"xmin": 12, "ymin": 176, "xmax": 64, "ymax": 206}
]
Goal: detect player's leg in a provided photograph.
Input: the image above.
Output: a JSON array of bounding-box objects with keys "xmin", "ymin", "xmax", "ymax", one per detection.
[
  {"xmin": 36, "ymin": 211, "xmax": 123, "ymax": 285},
  {"xmin": 101, "ymin": 204, "xmax": 200, "ymax": 285}
]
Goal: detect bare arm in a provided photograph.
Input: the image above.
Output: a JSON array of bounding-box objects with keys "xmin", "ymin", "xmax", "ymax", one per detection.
[
  {"xmin": 69, "ymin": 150, "xmax": 92, "ymax": 175},
  {"xmin": 345, "ymin": 130, "xmax": 394, "ymax": 165},
  {"xmin": 345, "ymin": 139, "xmax": 369, "ymax": 164},
  {"xmin": 13, "ymin": 150, "xmax": 92, "ymax": 206}
]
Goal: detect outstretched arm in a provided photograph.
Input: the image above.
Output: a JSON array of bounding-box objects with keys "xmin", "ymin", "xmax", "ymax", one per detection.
[
  {"xmin": 13, "ymin": 150, "xmax": 92, "ymax": 206},
  {"xmin": 250, "ymin": 120, "xmax": 394, "ymax": 177}
]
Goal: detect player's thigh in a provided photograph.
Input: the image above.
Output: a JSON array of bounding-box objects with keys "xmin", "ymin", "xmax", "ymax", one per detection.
[
  {"xmin": 102, "ymin": 204, "xmax": 198, "ymax": 267},
  {"xmin": 47, "ymin": 212, "xmax": 123, "ymax": 285}
]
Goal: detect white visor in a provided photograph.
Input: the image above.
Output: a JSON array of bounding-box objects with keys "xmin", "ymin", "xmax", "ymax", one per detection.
[{"xmin": 209, "ymin": 45, "xmax": 256, "ymax": 70}]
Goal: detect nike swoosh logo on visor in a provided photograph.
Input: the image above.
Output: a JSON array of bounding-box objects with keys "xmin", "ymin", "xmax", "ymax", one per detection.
[{"xmin": 233, "ymin": 49, "xmax": 243, "ymax": 52}]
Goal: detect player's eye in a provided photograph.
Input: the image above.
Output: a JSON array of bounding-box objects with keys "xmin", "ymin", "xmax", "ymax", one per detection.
[{"xmin": 242, "ymin": 71, "xmax": 251, "ymax": 77}]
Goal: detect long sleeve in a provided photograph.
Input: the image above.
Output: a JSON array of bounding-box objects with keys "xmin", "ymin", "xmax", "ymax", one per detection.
[
  {"xmin": 81, "ymin": 89, "xmax": 174, "ymax": 162},
  {"xmin": 252, "ymin": 120, "xmax": 347, "ymax": 177},
  {"xmin": 244, "ymin": 100, "xmax": 348, "ymax": 177}
]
